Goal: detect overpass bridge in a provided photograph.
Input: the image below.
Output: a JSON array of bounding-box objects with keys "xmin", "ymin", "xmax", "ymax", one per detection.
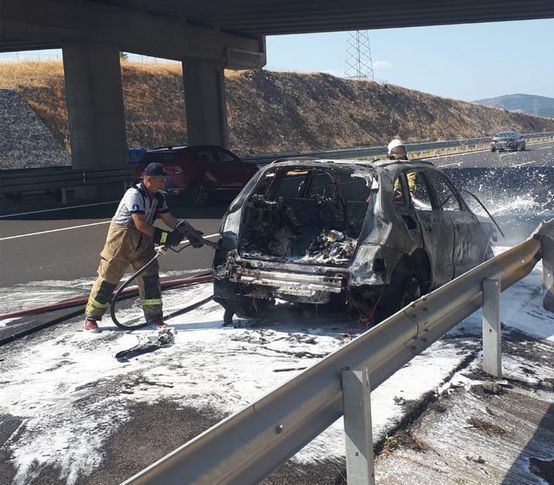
[{"xmin": 1, "ymin": 0, "xmax": 554, "ymax": 193}]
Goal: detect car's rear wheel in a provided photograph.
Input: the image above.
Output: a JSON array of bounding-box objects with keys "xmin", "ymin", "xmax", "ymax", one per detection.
[
  {"xmin": 374, "ymin": 267, "xmax": 422, "ymax": 323},
  {"xmin": 399, "ymin": 275, "xmax": 422, "ymax": 308},
  {"xmin": 222, "ymin": 297, "xmax": 274, "ymax": 323},
  {"xmin": 187, "ymin": 180, "xmax": 209, "ymax": 207}
]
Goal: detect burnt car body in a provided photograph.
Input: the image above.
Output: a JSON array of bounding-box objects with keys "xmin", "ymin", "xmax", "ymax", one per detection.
[
  {"xmin": 213, "ymin": 159, "xmax": 495, "ymax": 323},
  {"xmin": 491, "ymin": 131, "xmax": 525, "ymax": 152}
]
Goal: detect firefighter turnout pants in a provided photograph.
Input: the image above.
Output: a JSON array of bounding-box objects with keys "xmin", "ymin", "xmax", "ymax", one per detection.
[{"xmin": 85, "ymin": 223, "xmax": 162, "ymax": 322}]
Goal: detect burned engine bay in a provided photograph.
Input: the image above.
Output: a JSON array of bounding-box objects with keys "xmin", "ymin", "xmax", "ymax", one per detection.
[{"xmin": 238, "ymin": 166, "xmax": 376, "ymax": 266}]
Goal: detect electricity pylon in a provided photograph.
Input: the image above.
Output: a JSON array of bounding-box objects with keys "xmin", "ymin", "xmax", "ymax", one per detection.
[{"xmin": 344, "ymin": 30, "xmax": 375, "ymax": 81}]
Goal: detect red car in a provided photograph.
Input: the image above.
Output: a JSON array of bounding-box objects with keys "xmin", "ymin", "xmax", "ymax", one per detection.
[{"xmin": 135, "ymin": 145, "xmax": 259, "ymax": 207}]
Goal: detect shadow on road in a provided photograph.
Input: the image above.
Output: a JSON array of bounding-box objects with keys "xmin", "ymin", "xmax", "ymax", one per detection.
[{"xmin": 501, "ymin": 401, "xmax": 554, "ymax": 485}]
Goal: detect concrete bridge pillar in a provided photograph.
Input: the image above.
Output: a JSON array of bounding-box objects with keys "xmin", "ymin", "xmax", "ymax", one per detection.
[
  {"xmin": 182, "ymin": 58, "xmax": 228, "ymax": 148},
  {"xmin": 62, "ymin": 42, "xmax": 128, "ymax": 170}
]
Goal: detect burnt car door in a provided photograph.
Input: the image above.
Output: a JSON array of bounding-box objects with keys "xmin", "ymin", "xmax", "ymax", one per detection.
[
  {"xmin": 426, "ymin": 169, "xmax": 491, "ymax": 276},
  {"xmin": 405, "ymin": 168, "xmax": 456, "ymax": 286}
]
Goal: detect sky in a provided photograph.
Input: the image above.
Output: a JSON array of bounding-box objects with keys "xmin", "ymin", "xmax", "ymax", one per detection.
[
  {"xmin": 264, "ymin": 19, "xmax": 554, "ymax": 101},
  {"xmin": 1, "ymin": 19, "xmax": 552, "ymax": 102}
]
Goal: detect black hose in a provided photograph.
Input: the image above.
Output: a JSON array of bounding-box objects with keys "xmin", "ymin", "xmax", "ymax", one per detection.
[
  {"xmin": 110, "ymin": 218, "xmax": 218, "ymax": 329},
  {"xmin": 164, "ymin": 295, "xmax": 214, "ymax": 320},
  {"xmin": 110, "ymin": 243, "xmax": 193, "ymax": 329}
]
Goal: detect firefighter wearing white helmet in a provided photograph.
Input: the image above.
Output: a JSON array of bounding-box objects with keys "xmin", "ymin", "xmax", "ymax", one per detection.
[
  {"xmin": 389, "ymin": 138, "xmax": 417, "ymax": 196},
  {"xmin": 387, "ymin": 138, "xmax": 408, "ymax": 160}
]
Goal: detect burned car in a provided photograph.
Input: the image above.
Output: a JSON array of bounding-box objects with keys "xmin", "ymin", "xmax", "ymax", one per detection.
[{"xmin": 213, "ymin": 159, "xmax": 495, "ymax": 324}]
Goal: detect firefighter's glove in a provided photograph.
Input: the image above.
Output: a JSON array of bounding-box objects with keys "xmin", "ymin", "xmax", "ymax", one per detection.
[
  {"xmin": 167, "ymin": 230, "xmax": 185, "ymax": 247},
  {"xmin": 153, "ymin": 228, "xmax": 184, "ymax": 247},
  {"xmin": 187, "ymin": 231, "xmax": 205, "ymax": 248}
]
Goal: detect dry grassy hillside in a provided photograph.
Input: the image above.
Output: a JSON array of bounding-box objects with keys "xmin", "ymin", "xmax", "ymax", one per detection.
[{"xmin": 2, "ymin": 60, "xmax": 554, "ymax": 155}]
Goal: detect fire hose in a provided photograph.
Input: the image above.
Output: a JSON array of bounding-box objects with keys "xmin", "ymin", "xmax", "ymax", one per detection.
[
  {"xmin": 110, "ymin": 220, "xmax": 217, "ymax": 329},
  {"xmin": 0, "ymin": 273, "xmax": 213, "ymax": 322},
  {"xmin": 0, "ymin": 221, "xmax": 217, "ymax": 340}
]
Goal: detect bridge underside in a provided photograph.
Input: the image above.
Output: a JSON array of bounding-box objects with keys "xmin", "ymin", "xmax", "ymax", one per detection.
[
  {"xmin": 0, "ymin": 0, "xmax": 554, "ymax": 49},
  {"xmin": 91, "ymin": 0, "xmax": 554, "ymax": 35}
]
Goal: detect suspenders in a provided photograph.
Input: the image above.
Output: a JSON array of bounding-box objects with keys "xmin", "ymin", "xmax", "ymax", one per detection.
[{"xmin": 133, "ymin": 183, "xmax": 160, "ymax": 225}]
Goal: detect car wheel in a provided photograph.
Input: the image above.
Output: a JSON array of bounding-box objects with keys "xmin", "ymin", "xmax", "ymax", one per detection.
[
  {"xmin": 223, "ymin": 308, "xmax": 234, "ymax": 325},
  {"xmin": 398, "ymin": 274, "xmax": 422, "ymax": 308},
  {"xmin": 491, "ymin": 147, "xmax": 495, "ymax": 152},
  {"xmin": 187, "ymin": 180, "xmax": 209, "ymax": 207},
  {"xmin": 234, "ymin": 297, "xmax": 274, "ymax": 320},
  {"xmin": 374, "ymin": 266, "xmax": 422, "ymax": 323}
]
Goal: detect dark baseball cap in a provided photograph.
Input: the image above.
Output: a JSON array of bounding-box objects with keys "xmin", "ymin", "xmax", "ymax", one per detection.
[{"xmin": 143, "ymin": 162, "xmax": 166, "ymax": 177}]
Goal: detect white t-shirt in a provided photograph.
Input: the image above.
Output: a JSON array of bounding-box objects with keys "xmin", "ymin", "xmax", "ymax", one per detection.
[{"xmin": 112, "ymin": 183, "xmax": 168, "ymax": 227}]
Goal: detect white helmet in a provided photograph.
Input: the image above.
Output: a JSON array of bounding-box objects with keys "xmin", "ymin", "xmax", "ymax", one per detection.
[{"xmin": 387, "ymin": 138, "xmax": 405, "ymax": 155}]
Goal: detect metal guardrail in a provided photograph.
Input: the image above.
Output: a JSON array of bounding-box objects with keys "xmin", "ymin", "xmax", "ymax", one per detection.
[
  {"xmin": 123, "ymin": 220, "xmax": 554, "ymax": 485},
  {"xmin": 242, "ymin": 131, "xmax": 554, "ymax": 165},
  {"xmin": 1, "ymin": 131, "xmax": 552, "ymax": 198},
  {"xmin": 0, "ymin": 166, "xmax": 134, "ymax": 197}
]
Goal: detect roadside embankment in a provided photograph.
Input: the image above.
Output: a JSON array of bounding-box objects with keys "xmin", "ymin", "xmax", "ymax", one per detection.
[{"xmin": 2, "ymin": 61, "xmax": 554, "ymax": 168}]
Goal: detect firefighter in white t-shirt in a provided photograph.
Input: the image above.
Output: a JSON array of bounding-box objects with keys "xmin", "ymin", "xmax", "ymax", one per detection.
[{"xmin": 84, "ymin": 162, "xmax": 208, "ymax": 332}]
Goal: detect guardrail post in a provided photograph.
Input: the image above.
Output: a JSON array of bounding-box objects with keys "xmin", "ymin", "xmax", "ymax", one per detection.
[
  {"xmin": 542, "ymin": 228, "xmax": 554, "ymax": 312},
  {"xmin": 342, "ymin": 368, "xmax": 375, "ymax": 485},
  {"xmin": 482, "ymin": 278, "xmax": 501, "ymax": 377}
]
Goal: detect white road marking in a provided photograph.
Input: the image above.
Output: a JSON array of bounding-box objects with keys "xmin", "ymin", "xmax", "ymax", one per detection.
[
  {"xmin": 0, "ymin": 221, "xmax": 111, "ymax": 240},
  {"xmin": 0, "ymin": 223, "xmax": 220, "ymax": 242},
  {"xmin": 0, "ymin": 200, "xmax": 119, "ymax": 219},
  {"xmin": 513, "ymin": 161, "xmax": 536, "ymax": 168},
  {"xmin": 440, "ymin": 161, "xmax": 464, "ymax": 167}
]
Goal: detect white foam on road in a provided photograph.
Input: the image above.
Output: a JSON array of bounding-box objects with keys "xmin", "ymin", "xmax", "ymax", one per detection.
[{"xmin": 0, "ymin": 258, "xmax": 552, "ymax": 484}]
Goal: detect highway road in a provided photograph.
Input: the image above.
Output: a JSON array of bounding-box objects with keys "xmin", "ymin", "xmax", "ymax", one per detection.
[
  {"xmin": 432, "ymin": 139, "xmax": 554, "ymax": 168},
  {"xmin": 1, "ymin": 140, "xmax": 552, "ymax": 288},
  {"xmin": 0, "ymin": 204, "xmax": 224, "ymax": 287},
  {"xmin": 0, "ymin": 141, "xmax": 553, "ymax": 485}
]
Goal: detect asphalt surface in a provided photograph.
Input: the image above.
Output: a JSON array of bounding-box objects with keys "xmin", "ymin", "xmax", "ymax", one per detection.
[
  {"xmin": 432, "ymin": 140, "xmax": 553, "ymax": 169},
  {"xmin": 375, "ymin": 331, "xmax": 554, "ymax": 485},
  {"xmin": 0, "ymin": 141, "xmax": 552, "ymax": 485},
  {"xmin": 0, "ymin": 140, "xmax": 552, "ymax": 288},
  {"xmin": 0, "ymin": 203, "xmax": 225, "ymax": 287}
]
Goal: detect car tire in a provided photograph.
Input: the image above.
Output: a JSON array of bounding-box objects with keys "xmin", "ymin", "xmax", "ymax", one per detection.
[
  {"xmin": 374, "ymin": 266, "xmax": 422, "ymax": 323},
  {"xmin": 225, "ymin": 296, "xmax": 274, "ymax": 321},
  {"xmin": 187, "ymin": 180, "xmax": 209, "ymax": 207},
  {"xmin": 223, "ymin": 308, "xmax": 234, "ymax": 325},
  {"xmin": 491, "ymin": 147, "xmax": 495, "ymax": 152}
]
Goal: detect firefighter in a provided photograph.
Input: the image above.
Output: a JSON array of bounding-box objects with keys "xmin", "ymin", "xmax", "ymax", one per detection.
[
  {"xmin": 387, "ymin": 138, "xmax": 408, "ymax": 161},
  {"xmin": 84, "ymin": 162, "xmax": 208, "ymax": 332},
  {"xmin": 389, "ymin": 138, "xmax": 416, "ymax": 196}
]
